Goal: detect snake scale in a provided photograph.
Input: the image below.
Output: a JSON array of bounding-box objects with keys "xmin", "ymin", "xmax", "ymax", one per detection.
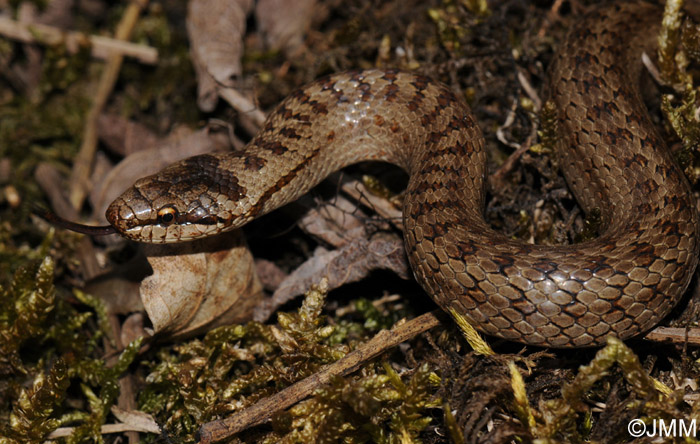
[{"xmin": 103, "ymin": 1, "xmax": 699, "ymax": 347}]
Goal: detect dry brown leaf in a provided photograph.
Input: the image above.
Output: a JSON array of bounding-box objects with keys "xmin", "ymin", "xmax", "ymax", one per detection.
[
  {"xmin": 298, "ymin": 196, "xmax": 370, "ymax": 247},
  {"xmin": 141, "ymin": 230, "xmax": 263, "ymax": 338},
  {"xmin": 110, "ymin": 406, "xmax": 161, "ymax": 434},
  {"xmin": 84, "ymin": 272, "xmax": 145, "ymax": 316},
  {"xmin": 255, "ymin": 258, "xmax": 288, "ymax": 291},
  {"xmin": 254, "ymin": 233, "xmax": 409, "ymax": 321},
  {"xmin": 254, "ymin": 196, "xmax": 407, "ymax": 320},
  {"xmin": 21, "ymin": 0, "xmax": 75, "ymax": 28},
  {"xmin": 255, "ymin": 0, "xmax": 317, "ymax": 54},
  {"xmin": 187, "ymin": 0, "xmax": 253, "ymax": 111},
  {"xmin": 97, "ymin": 113, "xmax": 162, "ymax": 157},
  {"xmin": 35, "ymin": 162, "xmax": 77, "ymax": 222},
  {"xmin": 88, "ymin": 151, "xmax": 114, "ymax": 197},
  {"xmin": 120, "ymin": 312, "xmax": 147, "ymax": 346},
  {"xmin": 89, "ymin": 127, "xmax": 229, "ymax": 222},
  {"xmin": 341, "ymin": 179, "xmax": 403, "ymax": 229}
]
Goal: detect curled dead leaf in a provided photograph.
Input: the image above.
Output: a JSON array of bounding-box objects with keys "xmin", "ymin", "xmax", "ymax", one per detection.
[
  {"xmin": 298, "ymin": 196, "xmax": 370, "ymax": 247},
  {"xmin": 96, "ymin": 113, "xmax": 162, "ymax": 157},
  {"xmin": 120, "ymin": 312, "xmax": 147, "ymax": 347},
  {"xmin": 187, "ymin": 0, "xmax": 254, "ymax": 111},
  {"xmin": 254, "ymin": 232, "xmax": 409, "ymax": 321},
  {"xmin": 255, "ymin": 0, "xmax": 318, "ymax": 55},
  {"xmin": 254, "ymin": 195, "xmax": 408, "ymax": 321},
  {"xmin": 255, "ymin": 258, "xmax": 288, "ymax": 291},
  {"xmin": 110, "ymin": 406, "xmax": 161, "ymax": 435},
  {"xmin": 141, "ymin": 230, "xmax": 263, "ymax": 338}
]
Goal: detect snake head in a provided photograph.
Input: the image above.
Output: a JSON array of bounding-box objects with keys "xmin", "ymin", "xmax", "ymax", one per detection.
[{"xmin": 105, "ymin": 154, "xmax": 244, "ymax": 243}]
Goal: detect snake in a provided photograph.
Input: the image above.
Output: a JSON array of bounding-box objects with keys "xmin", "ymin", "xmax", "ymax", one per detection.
[{"xmin": 77, "ymin": 1, "xmax": 699, "ymax": 348}]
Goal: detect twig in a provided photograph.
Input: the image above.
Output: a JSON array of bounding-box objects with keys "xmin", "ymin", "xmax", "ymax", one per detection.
[
  {"xmin": 642, "ymin": 51, "xmax": 664, "ymax": 85},
  {"xmin": 0, "ymin": 16, "xmax": 158, "ymax": 64},
  {"xmin": 490, "ymin": 112, "xmax": 538, "ymax": 185},
  {"xmin": 537, "ymin": 0, "xmax": 565, "ymax": 38},
  {"xmin": 340, "ymin": 179, "xmax": 403, "ymax": 230},
  {"xmin": 495, "ymin": 97, "xmax": 522, "ymax": 149},
  {"xmin": 197, "ymin": 310, "xmax": 443, "ymax": 443},
  {"xmin": 219, "ymin": 87, "xmax": 267, "ymax": 127},
  {"xmin": 517, "ymin": 69, "xmax": 542, "ymax": 112},
  {"xmin": 47, "ymin": 421, "xmax": 161, "ymax": 438},
  {"xmin": 48, "ymin": 407, "xmax": 160, "ymax": 438},
  {"xmin": 68, "ymin": 0, "xmax": 150, "ymax": 209},
  {"xmin": 644, "ymin": 326, "xmax": 700, "ymax": 345}
]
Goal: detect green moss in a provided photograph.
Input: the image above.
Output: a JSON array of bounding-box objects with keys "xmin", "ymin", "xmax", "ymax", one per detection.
[
  {"xmin": 38, "ymin": 46, "xmax": 93, "ymax": 98},
  {"xmin": 118, "ymin": 7, "xmax": 199, "ymax": 126},
  {"xmin": 138, "ymin": 283, "xmax": 437, "ymax": 443},
  {"xmin": 0, "ymin": 246, "xmax": 143, "ymax": 442},
  {"xmin": 0, "ymin": 256, "xmax": 56, "ymax": 377},
  {"xmin": 532, "ymin": 101, "xmax": 558, "ymax": 156},
  {"xmin": 7, "ymin": 358, "xmax": 69, "ymax": 443},
  {"xmin": 66, "ymin": 337, "xmax": 143, "ymax": 444},
  {"xmin": 428, "ymin": 5, "xmax": 469, "ymax": 54},
  {"xmin": 658, "ymin": 0, "xmax": 690, "ymax": 88},
  {"xmin": 521, "ymin": 338, "xmax": 690, "ymax": 443},
  {"xmin": 662, "ymin": 89, "xmax": 700, "ymax": 184},
  {"xmin": 266, "ymin": 362, "xmax": 438, "ymax": 443},
  {"xmin": 657, "ymin": 1, "xmax": 700, "ymax": 186}
]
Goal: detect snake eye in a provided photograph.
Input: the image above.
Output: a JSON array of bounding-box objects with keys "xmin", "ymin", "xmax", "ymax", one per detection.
[{"xmin": 157, "ymin": 206, "xmax": 178, "ymax": 226}]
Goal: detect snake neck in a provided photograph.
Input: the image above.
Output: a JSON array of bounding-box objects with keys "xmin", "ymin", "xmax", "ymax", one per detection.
[{"xmin": 233, "ymin": 69, "xmax": 489, "ymax": 226}]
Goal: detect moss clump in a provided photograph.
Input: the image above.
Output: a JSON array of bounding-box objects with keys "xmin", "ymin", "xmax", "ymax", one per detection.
[
  {"xmin": 267, "ymin": 362, "xmax": 438, "ymax": 443},
  {"xmin": 0, "ymin": 249, "xmax": 142, "ymax": 443},
  {"xmin": 139, "ymin": 283, "xmax": 438, "ymax": 443}
]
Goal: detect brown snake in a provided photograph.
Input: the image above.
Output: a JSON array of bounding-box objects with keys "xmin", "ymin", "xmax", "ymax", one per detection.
[{"xmin": 100, "ymin": 1, "xmax": 700, "ymax": 347}]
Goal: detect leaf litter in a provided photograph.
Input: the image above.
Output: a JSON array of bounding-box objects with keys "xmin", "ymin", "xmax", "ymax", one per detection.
[{"xmin": 2, "ymin": 0, "xmax": 700, "ymax": 443}]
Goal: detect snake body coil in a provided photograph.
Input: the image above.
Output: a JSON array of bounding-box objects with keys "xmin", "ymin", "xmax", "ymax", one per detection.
[{"xmin": 106, "ymin": 1, "xmax": 699, "ymax": 347}]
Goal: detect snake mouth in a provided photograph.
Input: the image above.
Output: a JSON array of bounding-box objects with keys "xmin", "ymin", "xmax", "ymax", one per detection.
[{"xmin": 120, "ymin": 221, "xmax": 224, "ymax": 243}]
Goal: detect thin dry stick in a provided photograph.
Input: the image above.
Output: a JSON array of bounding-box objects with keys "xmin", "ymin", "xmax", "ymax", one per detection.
[
  {"xmin": 537, "ymin": 0, "xmax": 565, "ymax": 38},
  {"xmin": 219, "ymin": 87, "xmax": 267, "ymax": 128},
  {"xmin": 0, "ymin": 17, "xmax": 157, "ymax": 64},
  {"xmin": 489, "ymin": 128, "xmax": 536, "ymax": 183},
  {"xmin": 197, "ymin": 310, "xmax": 443, "ymax": 444},
  {"xmin": 68, "ymin": 0, "xmax": 150, "ymax": 209},
  {"xmin": 47, "ymin": 421, "xmax": 161, "ymax": 438},
  {"xmin": 340, "ymin": 180, "xmax": 403, "ymax": 230},
  {"xmin": 644, "ymin": 326, "xmax": 700, "ymax": 345}
]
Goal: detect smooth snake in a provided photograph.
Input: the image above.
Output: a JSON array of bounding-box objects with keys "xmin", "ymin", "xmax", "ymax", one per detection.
[{"xmin": 98, "ymin": 1, "xmax": 700, "ymax": 347}]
